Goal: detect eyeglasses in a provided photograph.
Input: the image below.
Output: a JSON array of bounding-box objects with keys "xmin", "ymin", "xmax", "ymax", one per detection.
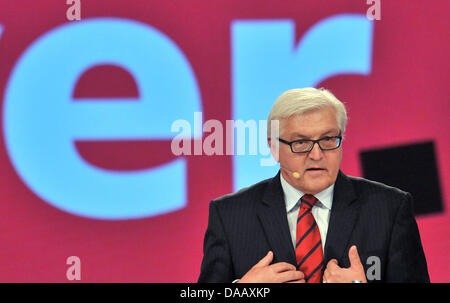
[{"xmin": 277, "ymin": 133, "xmax": 342, "ymax": 153}]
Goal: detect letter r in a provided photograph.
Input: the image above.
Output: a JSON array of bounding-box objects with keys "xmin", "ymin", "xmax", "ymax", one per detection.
[{"xmin": 232, "ymin": 14, "xmax": 374, "ymax": 190}]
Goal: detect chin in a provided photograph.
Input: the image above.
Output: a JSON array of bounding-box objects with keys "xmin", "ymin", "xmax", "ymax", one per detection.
[{"xmin": 303, "ymin": 179, "xmax": 331, "ymax": 194}]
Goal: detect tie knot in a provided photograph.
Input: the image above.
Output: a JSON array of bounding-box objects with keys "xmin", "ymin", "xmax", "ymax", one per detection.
[{"xmin": 300, "ymin": 194, "xmax": 318, "ymax": 209}]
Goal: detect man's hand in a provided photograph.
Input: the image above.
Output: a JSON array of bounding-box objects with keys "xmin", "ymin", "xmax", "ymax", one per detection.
[
  {"xmin": 323, "ymin": 245, "xmax": 367, "ymax": 283},
  {"xmin": 238, "ymin": 251, "xmax": 305, "ymax": 283}
]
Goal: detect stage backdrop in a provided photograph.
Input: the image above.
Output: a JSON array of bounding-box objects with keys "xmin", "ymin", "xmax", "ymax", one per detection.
[{"xmin": 0, "ymin": 0, "xmax": 448, "ymax": 282}]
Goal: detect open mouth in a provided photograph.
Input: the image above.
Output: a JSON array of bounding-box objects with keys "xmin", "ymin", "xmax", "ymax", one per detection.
[{"xmin": 306, "ymin": 168, "xmax": 325, "ymax": 172}]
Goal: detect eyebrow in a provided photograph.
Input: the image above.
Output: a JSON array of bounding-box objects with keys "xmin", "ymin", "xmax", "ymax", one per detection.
[{"xmin": 288, "ymin": 129, "xmax": 340, "ymax": 140}]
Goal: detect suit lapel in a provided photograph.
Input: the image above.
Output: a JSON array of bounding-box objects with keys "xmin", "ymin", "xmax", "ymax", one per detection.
[
  {"xmin": 257, "ymin": 172, "xmax": 297, "ymax": 266},
  {"xmin": 324, "ymin": 171, "xmax": 360, "ymax": 263}
]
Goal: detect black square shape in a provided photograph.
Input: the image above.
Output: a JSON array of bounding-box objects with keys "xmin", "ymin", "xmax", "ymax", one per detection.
[{"xmin": 360, "ymin": 141, "xmax": 443, "ymax": 216}]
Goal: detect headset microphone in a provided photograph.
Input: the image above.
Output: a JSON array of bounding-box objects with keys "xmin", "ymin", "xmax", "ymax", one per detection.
[{"xmin": 280, "ymin": 165, "xmax": 301, "ymax": 179}]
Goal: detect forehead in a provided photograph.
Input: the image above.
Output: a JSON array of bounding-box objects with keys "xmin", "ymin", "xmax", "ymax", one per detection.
[{"xmin": 281, "ymin": 107, "xmax": 340, "ymax": 138}]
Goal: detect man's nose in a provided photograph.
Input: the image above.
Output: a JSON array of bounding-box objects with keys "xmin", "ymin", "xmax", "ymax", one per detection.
[{"xmin": 308, "ymin": 142, "xmax": 323, "ymax": 160}]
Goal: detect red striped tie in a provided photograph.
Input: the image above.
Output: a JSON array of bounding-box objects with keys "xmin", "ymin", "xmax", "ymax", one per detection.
[{"xmin": 295, "ymin": 194, "xmax": 324, "ymax": 283}]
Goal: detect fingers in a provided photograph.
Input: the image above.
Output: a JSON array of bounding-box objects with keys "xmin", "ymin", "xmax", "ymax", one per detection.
[
  {"xmin": 277, "ymin": 269, "xmax": 305, "ymax": 283},
  {"xmin": 323, "ymin": 259, "xmax": 340, "ymax": 283},
  {"xmin": 288, "ymin": 279, "xmax": 306, "ymax": 283},
  {"xmin": 323, "ymin": 267, "xmax": 331, "ymax": 283},
  {"xmin": 254, "ymin": 251, "xmax": 273, "ymax": 268},
  {"xmin": 270, "ymin": 262, "xmax": 297, "ymax": 273},
  {"xmin": 348, "ymin": 245, "xmax": 363, "ymax": 269},
  {"xmin": 323, "ymin": 248, "xmax": 366, "ymax": 283},
  {"xmin": 326, "ymin": 258, "xmax": 339, "ymax": 270},
  {"xmin": 323, "ymin": 263, "xmax": 339, "ymax": 283},
  {"xmin": 250, "ymin": 251, "xmax": 306, "ymax": 283}
]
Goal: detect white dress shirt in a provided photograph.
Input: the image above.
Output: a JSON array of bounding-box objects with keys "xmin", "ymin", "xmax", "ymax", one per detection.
[{"xmin": 280, "ymin": 174, "xmax": 334, "ymax": 252}]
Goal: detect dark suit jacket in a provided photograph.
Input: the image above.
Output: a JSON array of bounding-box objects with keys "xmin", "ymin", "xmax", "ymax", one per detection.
[{"xmin": 198, "ymin": 171, "xmax": 429, "ymax": 283}]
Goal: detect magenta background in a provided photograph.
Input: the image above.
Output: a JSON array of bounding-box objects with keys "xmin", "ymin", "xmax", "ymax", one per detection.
[{"xmin": 0, "ymin": 0, "xmax": 449, "ymax": 282}]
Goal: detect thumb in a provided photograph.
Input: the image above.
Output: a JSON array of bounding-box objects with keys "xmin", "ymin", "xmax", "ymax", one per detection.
[
  {"xmin": 255, "ymin": 251, "xmax": 273, "ymax": 267},
  {"xmin": 348, "ymin": 245, "xmax": 363, "ymax": 268}
]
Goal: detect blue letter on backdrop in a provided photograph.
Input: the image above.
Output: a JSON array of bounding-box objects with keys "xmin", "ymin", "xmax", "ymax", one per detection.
[
  {"xmin": 232, "ymin": 14, "xmax": 373, "ymax": 190},
  {"xmin": 3, "ymin": 18, "xmax": 201, "ymax": 219}
]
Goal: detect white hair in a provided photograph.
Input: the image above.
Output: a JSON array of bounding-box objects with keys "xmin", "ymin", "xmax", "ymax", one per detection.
[{"xmin": 267, "ymin": 87, "xmax": 348, "ymax": 138}]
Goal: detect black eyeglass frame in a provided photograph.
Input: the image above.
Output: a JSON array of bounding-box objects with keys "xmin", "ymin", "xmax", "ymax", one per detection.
[{"xmin": 277, "ymin": 133, "xmax": 343, "ymax": 154}]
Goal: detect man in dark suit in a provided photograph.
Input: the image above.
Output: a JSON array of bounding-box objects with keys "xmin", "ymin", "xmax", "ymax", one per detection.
[{"xmin": 198, "ymin": 88, "xmax": 429, "ymax": 283}]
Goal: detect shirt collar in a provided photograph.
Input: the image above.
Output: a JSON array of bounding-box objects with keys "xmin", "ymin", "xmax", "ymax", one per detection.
[{"xmin": 280, "ymin": 173, "xmax": 334, "ymax": 212}]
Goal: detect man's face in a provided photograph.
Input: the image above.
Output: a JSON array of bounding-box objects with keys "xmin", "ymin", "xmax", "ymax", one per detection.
[{"xmin": 270, "ymin": 106, "xmax": 343, "ymax": 194}]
